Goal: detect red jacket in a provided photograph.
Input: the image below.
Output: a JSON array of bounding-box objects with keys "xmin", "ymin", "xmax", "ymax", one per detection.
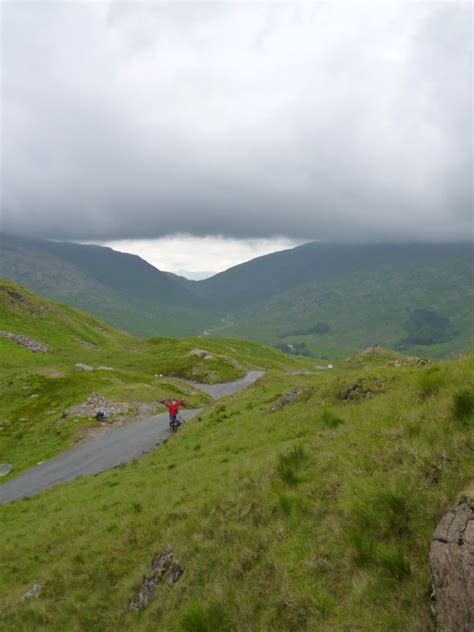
[{"xmin": 165, "ymin": 400, "xmax": 184, "ymax": 416}]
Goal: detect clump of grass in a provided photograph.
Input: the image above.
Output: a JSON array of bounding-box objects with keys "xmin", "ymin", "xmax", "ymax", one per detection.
[
  {"xmin": 350, "ymin": 530, "xmax": 376, "ymax": 565},
  {"xmin": 350, "ymin": 486, "xmax": 413, "ymax": 545},
  {"xmin": 405, "ymin": 421, "xmax": 421, "ymax": 438},
  {"xmin": 452, "ymin": 388, "xmax": 474, "ymax": 424},
  {"xmin": 320, "ymin": 407, "xmax": 345, "ymax": 428},
  {"xmin": 277, "ymin": 446, "xmax": 305, "ymax": 486},
  {"xmin": 131, "ymin": 502, "xmax": 142, "ymax": 514},
  {"xmin": 179, "ymin": 600, "xmax": 231, "ymax": 632},
  {"xmin": 375, "ymin": 543, "xmax": 411, "ymax": 580},
  {"xmin": 377, "ymin": 490, "xmax": 413, "ymax": 536},
  {"xmin": 278, "ymin": 492, "xmax": 294, "ymax": 515},
  {"xmin": 418, "ymin": 367, "xmax": 444, "ymax": 398}
]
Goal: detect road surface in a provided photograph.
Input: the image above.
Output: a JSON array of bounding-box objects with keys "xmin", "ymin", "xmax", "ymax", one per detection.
[{"xmin": 0, "ymin": 371, "xmax": 264, "ymax": 504}]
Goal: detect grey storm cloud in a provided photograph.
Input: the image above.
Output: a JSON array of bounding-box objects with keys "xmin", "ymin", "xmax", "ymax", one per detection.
[{"xmin": 1, "ymin": 1, "xmax": 472, "ymax": 242}]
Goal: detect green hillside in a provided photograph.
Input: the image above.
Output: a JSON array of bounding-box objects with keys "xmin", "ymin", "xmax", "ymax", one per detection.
[
  {"xmin": 0, "ymin": 280, "xmax": 305, "ymax": 475},
  {"xmin": 197, "ymin": 242, "xmax": 473, "ymax": 359},
  {"xmin": 1, "ymin": 234, "xmax": 472, "ymax": 358},
  {"xmin": 0, "ymin": 234, "xmax": 212, "ymax": 337},
  {"xmin": 0, "ymin": 298, "xmax": 473, "ymax": 630}
]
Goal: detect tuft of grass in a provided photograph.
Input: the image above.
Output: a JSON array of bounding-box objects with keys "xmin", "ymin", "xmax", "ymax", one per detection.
[
  {"xmin": 351, "ymin": 530, "xmax": 376, "ymax": 565},
  {"xmin": 320, "ymin": 407, "xmax": 345, "ymax": 428},
  {"xmin": 277, "ymin": 492, "xmax": 294, "ymax": 515},
  {"xmin": 179, "ymin": 600, "xmax": 232, "ymax": 632},
  {"xmin": 418, "ymin": 366, "xmax": 444, "ymax": 398},
  {"xmin": 351, "ymin": 487, "xmax": 413, "ymax": 538},
  {"xmin": 452, "ymin": 388, "xmax": 474, "ymax": 424},
  {"xmin": 277, "ymin": 446, "xmax": 305, "ymax": 486},
  {"xmin": 375, "ymin": 544, "xmax": 411, "ymax": 580}
]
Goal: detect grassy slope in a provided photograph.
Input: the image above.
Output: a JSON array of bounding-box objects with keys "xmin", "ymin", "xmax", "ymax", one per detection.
[
  {"xmin": 0, "ymin": 234, "xmax": 213, "ymax": 337},
  {"xmin": 0, "ymin": 351, "xmax": 472, "ymax": 631},
  {"xmin": 211, "ymin": 250, "xmax": 473, "ymax": 359},
  {"xmin": 0, "ymin": 279, "xmax": 308, "ymax": 476}
]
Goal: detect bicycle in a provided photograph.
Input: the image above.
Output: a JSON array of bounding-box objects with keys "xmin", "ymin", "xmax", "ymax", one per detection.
[{"xmin": 169, "ymin": 412, "xmax": 184, "ymax": 433}]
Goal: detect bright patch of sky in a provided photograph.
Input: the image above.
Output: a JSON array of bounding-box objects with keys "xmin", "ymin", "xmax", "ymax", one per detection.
[{"xmin": 92, "ymin": 235, "xmax": 304, "ymax": 278}]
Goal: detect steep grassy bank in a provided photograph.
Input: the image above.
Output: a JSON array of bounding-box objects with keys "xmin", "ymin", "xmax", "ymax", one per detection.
[{"xmin": 1, "ymin": 353, "xmax": 472, "ymax": 631}]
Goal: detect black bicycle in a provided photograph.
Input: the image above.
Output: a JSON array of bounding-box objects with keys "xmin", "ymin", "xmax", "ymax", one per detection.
[{"xmin": 169, "ymin": 413, "xmax": 184, "ymax": 433}]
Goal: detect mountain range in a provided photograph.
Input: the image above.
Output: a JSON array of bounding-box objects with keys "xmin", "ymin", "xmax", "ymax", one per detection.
[{"xmin": 0, "ymin": 233, "xmax": 472, "ymax": 358}]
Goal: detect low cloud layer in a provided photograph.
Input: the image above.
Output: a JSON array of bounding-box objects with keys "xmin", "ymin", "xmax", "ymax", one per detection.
[
  {"xmin": 94, "ymin": 236, "xmax": 302, "ymax": 276},
  {"xmin": 1, "ymin": 2, "xmax": 472, "ymax": 242}
]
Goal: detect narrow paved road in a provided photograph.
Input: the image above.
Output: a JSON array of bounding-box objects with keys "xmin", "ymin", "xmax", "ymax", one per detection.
[{"xmin": 0, "ymin": 371, "xmax": 264, "ymax": 504}]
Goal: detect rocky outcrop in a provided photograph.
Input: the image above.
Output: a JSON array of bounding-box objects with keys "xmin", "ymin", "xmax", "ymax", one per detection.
[
  {"xmin": 63, "ymin": 393, "xmax": 129, "ymax": 418},
  {"xmin": 389, "ymin": 357, "xmax": 431, "ymax": 367},
  {"xmin": 338, "ymin": 377, "xmax": 384, "ymax": 401},
  {"xmin": 0, "ymin": 330, "xmax": 48, "ymax": 353},
  {"xmin": 430, "ymin": 492, "xmax": 474, "ymax": 631},
  {"xmin": 270, "ymin": 387, "xmax": 302, "ymax": 412},
  {"xmin": 129, "ymin": 551, "xmax": 183, "ymax": 611}
]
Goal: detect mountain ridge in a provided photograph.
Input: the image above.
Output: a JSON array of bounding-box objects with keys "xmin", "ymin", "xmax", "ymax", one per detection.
[{"xmin": 0, "ymin": 233, "xmax": 472, "ymax": 357}]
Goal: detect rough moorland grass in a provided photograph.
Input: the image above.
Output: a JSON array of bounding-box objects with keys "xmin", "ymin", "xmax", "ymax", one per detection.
[{"xmin": 0, "ymin": 355, "xmax": 472, "ymax": 631}]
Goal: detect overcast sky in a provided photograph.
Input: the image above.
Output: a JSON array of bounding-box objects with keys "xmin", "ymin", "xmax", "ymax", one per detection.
[{"xmin": 1, "ymin": 1, "xmax": 472, "ymax": 270}]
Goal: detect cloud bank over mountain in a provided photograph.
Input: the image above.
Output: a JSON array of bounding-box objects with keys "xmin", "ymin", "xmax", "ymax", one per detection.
[{"xmin": 1, "ymin": 2, "xmax": 472, "ymax": 242}]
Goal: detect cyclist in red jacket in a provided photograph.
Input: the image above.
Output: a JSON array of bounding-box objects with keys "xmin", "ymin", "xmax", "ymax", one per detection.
[{"xmin": 163, "ymin": 399, "xmax": 185, "ymax": 429}]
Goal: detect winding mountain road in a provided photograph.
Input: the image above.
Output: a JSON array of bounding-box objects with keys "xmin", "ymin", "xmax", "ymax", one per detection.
[{"xmin": 0, "ymin": 371, "xmax": 264, "ymax": 504}]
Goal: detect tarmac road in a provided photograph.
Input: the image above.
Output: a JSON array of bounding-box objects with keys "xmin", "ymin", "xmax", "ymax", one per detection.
[{"xmin": 0, "ymin": 371, "xmax": 264, "ymax": 504}]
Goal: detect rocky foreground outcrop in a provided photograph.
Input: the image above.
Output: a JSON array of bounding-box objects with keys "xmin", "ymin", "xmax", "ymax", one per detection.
[{"xmin": 430, "ymin": 491, "xmax": 474, "ymax": 631}]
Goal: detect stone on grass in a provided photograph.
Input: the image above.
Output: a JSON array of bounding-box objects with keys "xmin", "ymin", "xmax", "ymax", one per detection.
[
  {"xmin": 0, "ymin": 464, "xmax": 12, "ymax": 477},
  {"xmin": 0, "ymin": 330, "xmax": 48, "ymax": 353},
  {"xmin": 21, "ymin": 583, "xmax": 44, "ymax": 602},
  {"xmin": 270, "ymin": 387, "xmax": 302, "ymax": 412},
  {"xmin": 75, "ymin": 363, "xmax": 93, "ymax": 372},
  {"xmin": 129, "ymin": 551, "xmax": 183, "ymax": 612}
]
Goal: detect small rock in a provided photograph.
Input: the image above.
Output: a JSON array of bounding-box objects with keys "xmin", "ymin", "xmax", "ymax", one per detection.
[
  {"xmin": 270, "ymin": 387, "xmax": 302, "ymax": 412},
  {"xmin": 21, "ymin": 583, "xmax": 44, "ymax": 602},
  {"xmin": 97, "ymin": 366, "xmax": 115, "ymax": 371},
  {"xmin": 187, "ymin": 348, "xmax": 209, "ymax": 357},
  {"xmin": 130, "ymin": 551, "xmax": 183, "ymax": 612},
  {"xmin": 75, "ymin": 363, "xmax": 93, "ymax": 372},
  {"xmin": 0, "ymin": 464, "xmax": 13, "ymax": 477}
]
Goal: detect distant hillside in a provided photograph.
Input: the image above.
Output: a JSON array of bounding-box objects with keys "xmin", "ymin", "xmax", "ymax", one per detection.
[
  {"xmin": 198, "ymin": 242, "xmax": 473, "ymax": 359},
  {"xmin": 1, "ymin": 234, "xmax": 472, "ymax": 357},
  {"xmin": 0, "ymin": 234, "xmax": 211, "ymax": 337}
]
